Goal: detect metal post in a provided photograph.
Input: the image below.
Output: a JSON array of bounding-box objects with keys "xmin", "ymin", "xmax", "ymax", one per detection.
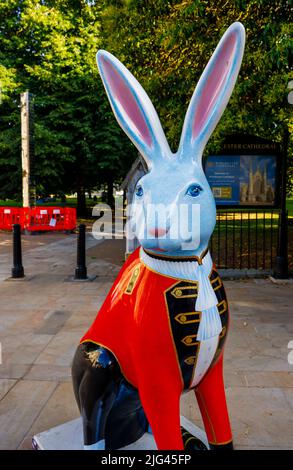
[
  {"xmin": 273, "ymin": 127, "xmax": 289, "ymax": 279},
  {"xmin": 11, "ymin": 224, "xmax": 24, "ymax": 278},
  {"xmin": 75, "ymin": 224, "xmax": 87, "ymax": 280}
]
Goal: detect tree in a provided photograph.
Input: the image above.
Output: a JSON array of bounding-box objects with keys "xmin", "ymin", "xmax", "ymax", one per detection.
[
  {"xmin": 0, "ymin": 1, "xmax": 291, "ymax": 207},
  {"xmin": 100, "ymin": 0, "xmax": 292, "ymax": 188},
  {"xmin": 0, "ymin": 0, "xmax": 136, "ymax": 211}
]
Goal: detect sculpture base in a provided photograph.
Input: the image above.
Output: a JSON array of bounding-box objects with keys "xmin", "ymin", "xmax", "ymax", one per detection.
[{"xmin": 32, "ymin": 416, "xmax": 209, "ymax": 450}]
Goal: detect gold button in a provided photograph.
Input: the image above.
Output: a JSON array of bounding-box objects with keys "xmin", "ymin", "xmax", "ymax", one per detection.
[
  {"xmin": 182, "ymin": 335, "xmax": 197, "ymax": 346},
  {"xmin": 180, "ymin": 315, "xmax": 187, "ymax": 323},
  {"xmin": 175, "ymin": 289, "xmax": 182, "ymax": 297},
  {"xmin": 184, "ymin": 356, "xmax": 196, "ymax": 365}
]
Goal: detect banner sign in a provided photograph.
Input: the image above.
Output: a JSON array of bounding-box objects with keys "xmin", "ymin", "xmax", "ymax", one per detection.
[{"xmin": 205, "ymin": 154, "xmax": 277, "ymax": 206}]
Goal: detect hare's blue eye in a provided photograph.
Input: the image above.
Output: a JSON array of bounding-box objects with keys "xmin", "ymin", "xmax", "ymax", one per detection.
[
  {"xmin": 135, "ymin": 185, "xmax": 143, "ymax": 197},
  {"xmin": 186, "ymin": 184, "xmax": 202, "ymax": 198}
]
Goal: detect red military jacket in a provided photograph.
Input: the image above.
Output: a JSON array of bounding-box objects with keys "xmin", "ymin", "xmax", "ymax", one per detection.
[{"xmin": 81, "ymin": 248, "xmax": 228, "ymax": 393}]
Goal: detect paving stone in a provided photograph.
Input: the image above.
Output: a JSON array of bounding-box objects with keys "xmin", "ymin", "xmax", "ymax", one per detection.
[
  {"xmin": 0, "ymin": 364, "xmax": 31, "ymax": 380},
  {"xmin": 2, "ymin": 309, "xmax": 50, "ymax": 335},
  {"xmin": 2, "ymin": 333, "xmax": 53, "ymax": 365},
  {"xmin": 244, "ymin": 371, "xmax": 293, "ymax": 388},
  {"xmin": 0, "ymin": 379, "xmax": 16, "ymax": 400},
  {"xmin": 18, "ymin": 382, "xmax": 80, "ymax": 449},
  {"xmin": 35, "ymin": 309, "xmax": 72, "ymax": 335},
  {"xmin": 225, "ymin": 350, "xmax": 292, "ymax": 373},
  {"xmin": 0, "ymin": 233, "xmax": 293, "ymax": 449},
  {"xmin": 0, "ymin": 379, "xmax": 57, "ymax": 449},
  {"xmin": 59, "ymin": 311, "xmax": 97, "ymax": 334},
  {"xmin": 23, "ymin": 364, "xmax": 72, "ymax": 382},
  {"xmin": 34, "ymin": 332, "xmax": 81, "ymax": 367},
  {"xmin": 180, "ymin": 391, "xmax": 204, "ymax": 429},
  {"xmin": 282, "ymin": 389, "xmax": 293, "ymax": 410},
  {"xmin": 223, "ymin": 370, "xmax": 247, "ymax": 387},
  {"xmin": 227, "ymin": 386, "xmax": 293, "ymax": 448}
]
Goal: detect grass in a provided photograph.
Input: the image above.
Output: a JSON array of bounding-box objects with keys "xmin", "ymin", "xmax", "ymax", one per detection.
[
  {"xmin": 0, "ymin": 197, "xmax": 100, "ymax": 208},
  {"xmin": 1, "ymin": 197, "xmax": 292, "ymax": 210},
  {"xmin": 0, "ymin": 199, "xmax": 22, "ymax": 207},
  {"xmin": 211, "ymin": 222, "xmax": 293, "ymax": 271},
  {"xmin": 214, "ymin": 211, "xmax": 280, "ymax": 232}
]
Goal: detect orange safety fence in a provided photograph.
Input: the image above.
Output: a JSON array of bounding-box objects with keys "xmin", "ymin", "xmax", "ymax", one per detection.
[
  {"xmin": 0, "ymin": 207, "xmax": 24, "ymax": 230},
  {"xmin": 0, "ymin": 206, "xmax": 76, "ymax": 232}
]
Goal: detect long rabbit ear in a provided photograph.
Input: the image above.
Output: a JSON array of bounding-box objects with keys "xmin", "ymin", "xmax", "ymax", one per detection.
[
  {"xmin": 97, "ymin": 50, "xmax": 172, "ymax": 169},
  {"xmin": 178, "ymin": 22, "xmax": 245, "ymax": 164}
]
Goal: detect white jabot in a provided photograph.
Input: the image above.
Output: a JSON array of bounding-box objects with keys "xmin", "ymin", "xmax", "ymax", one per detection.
[
  {"xmin": 139, "ymin": 247, "xmax": 213, "ymax": 281},
  {"xmin": 140, "ymin": 248, "xmax": 222, "ymax": 340}
]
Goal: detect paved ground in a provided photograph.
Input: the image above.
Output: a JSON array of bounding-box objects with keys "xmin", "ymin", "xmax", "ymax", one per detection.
[{"xmin": 0, "ymin": 231, "xmax": 292, "ymax": 450}]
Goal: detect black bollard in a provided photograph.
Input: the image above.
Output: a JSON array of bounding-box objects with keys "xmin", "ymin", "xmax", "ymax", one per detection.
[
  {"xmin": 75, "ymin": 224, "xmax": 87, "ymax": 280},
  {"xmin": 11, "ymin": 224, "xmax": 24, "ymax": 278}
]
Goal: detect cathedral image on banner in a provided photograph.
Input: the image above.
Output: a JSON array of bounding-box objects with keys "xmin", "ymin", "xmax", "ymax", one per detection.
[{"xmin": 239, "ymin": 155, "xmax": 276, "ymax": 205}]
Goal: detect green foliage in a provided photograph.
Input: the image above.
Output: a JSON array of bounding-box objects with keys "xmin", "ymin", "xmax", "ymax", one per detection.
[
  {"xmin": 0, "ymin": 0, "xmax": 136, "ymax": 206},
  {"xmin": 0, "ymin": 0, "xmax": 292, "ymax": 204},
  {"xmin": 100, "ymin": 0, "xmax": 292, "ymax": 184}
]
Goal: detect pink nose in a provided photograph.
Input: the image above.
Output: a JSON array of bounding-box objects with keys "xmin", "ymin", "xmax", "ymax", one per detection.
[{"xmin": 149, "ymin": 228, "xmax": 167, "ymax": 238}]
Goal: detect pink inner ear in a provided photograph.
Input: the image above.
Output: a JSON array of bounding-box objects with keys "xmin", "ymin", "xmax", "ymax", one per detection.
[
  {"xmin": 193, "ymin": 32, "xmax": 237, "ymax": 139},
  {"xmin": 100, "ymin": 56, "xmax": 152, "ymax": 148}
]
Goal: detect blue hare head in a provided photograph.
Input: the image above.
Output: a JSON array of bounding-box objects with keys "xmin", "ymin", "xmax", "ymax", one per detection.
[{"xmin": 97, "ymin": 22, "xmax": 245, "ymax": 257}]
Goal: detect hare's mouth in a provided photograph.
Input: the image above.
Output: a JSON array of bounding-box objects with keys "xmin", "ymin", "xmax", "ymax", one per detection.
[{"xmin": 148, "ymin": 227, "xmax": 169, "ymax": 238}]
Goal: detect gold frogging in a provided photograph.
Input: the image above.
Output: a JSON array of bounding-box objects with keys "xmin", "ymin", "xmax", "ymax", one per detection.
[{"xmin": 125, "ymin": 265, "xmax": 141, "ymax": 295}]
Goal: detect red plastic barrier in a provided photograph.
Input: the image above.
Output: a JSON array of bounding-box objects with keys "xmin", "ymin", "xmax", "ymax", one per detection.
[
  {"xmin": 24, "ymin": 207, "xmax": 76, "ymax": 232},
  {"xmin": 0, "ymin": 207, "xmax": 24, "ymax": 230},
  {"xmin": 0, "ymin": 206, "xmax": 76, "ymax": 232}
]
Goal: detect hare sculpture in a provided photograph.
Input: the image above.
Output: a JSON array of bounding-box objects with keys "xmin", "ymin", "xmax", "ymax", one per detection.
[{"xmin": 72, "ymin": 22, "xmax": 245, "ymax": 451}]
